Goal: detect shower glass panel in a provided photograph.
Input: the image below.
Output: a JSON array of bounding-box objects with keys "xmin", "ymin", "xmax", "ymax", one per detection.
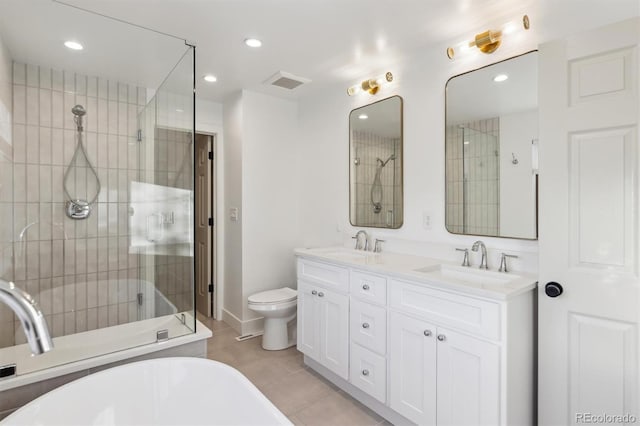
[
  {"xmin": 135, "ymin": 47, "xmax": 196, "ymax": 335},
  {"xmin": 0, "ymin": 0, "xmax": 195, "ymax": 374}
]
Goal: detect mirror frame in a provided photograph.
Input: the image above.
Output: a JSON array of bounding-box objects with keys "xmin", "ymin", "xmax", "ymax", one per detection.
[
  {"xmin": 444, "ymin": 51, "xmax": 538, "ymax": 240},
  {"xmin": 349, "ymin": 95, "xmax": 404, "ymax": 229}
]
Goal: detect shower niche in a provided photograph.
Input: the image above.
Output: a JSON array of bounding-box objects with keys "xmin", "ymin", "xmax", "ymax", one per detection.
[{"xmin": 349, "ymin": 96, "xmax": 403, "ymax": 228}]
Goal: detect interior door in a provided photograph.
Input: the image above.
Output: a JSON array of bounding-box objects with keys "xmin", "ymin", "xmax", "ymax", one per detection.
[
  {"xmin": 194, "ymin": 134, "xmax": 213, "ymax": 317},
  {"xmin": 538, "ymin": 19, "xmax": 639, "ymax": 425}
]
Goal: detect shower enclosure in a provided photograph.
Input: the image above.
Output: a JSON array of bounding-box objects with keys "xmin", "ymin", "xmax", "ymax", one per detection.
[{"xmin": 0, "ymin": 0, "xmax": 196, "ymax": 377}]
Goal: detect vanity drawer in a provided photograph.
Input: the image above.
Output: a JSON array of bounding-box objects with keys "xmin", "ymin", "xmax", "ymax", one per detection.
[
  {"xmin": 350, "ymin": 343, "xmax": 387, "ymax": 403},
  {"xmin": 297, "ymin": 258, "xmax": 349, "ymax": 292},
  {"xmin": 350, "ymin": 299, "xmax": 387, "ymax": 355},
  {"xmin": 350, "ymin": 270, "xmax": 387, "ymax": 305},
  {"xmin": 389, "ymin": 279, "xmax": 501, "ymax": 341}
]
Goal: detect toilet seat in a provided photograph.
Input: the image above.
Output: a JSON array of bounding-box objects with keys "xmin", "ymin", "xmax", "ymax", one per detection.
[{"xmin": 248, "ymin": 287, "xmax": 297, "ymax": 305}]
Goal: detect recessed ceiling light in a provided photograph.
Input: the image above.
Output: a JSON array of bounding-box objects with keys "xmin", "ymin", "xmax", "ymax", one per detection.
[
  {"xmin": 493, "ymin": 74, "xmax": 508, "ymax": 82},
  {"xmin": 244, "ymin": 38, "xmax": 262, "ymax": 48},
  {"xmin": 358, "ymin": 114, "xmax": 368, "ymax": 120},
  {"xmin": 64, "ymin": 40, "xmax": 83, "ymax": 51},
  {"xmin": 203, "ymin": 74, "xmax": 217, "ymax": 83}
]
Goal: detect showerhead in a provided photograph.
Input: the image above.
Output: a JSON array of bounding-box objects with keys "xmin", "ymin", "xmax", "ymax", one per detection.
[{"xmin": 72, "ymin": 105, "xmax": 86, "ymax": 117}]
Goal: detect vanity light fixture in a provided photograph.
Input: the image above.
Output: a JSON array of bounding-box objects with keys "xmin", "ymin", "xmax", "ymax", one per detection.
[
  {"xmin": 493, "ymin": 74, "xmax": 509, "ymax": 82},
  {"xmin": 64, "ymin": 40, "xmax": 83, "ymax": 50},
  {"xmin": 347, "ymin": 72, "xmax": 393, "ymax": 96},
  {"xmin": 447, "ymin": 14, "xmax": 530, "ymax": 60},
  {"xmin": 203, "ymin": 74, "xmax": 217, "ymax": 83}
]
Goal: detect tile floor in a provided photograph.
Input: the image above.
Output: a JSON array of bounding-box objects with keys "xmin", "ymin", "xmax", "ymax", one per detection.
[{"xmin": 197, "ymin": 315, "xmax": 388, "ymax": 426}]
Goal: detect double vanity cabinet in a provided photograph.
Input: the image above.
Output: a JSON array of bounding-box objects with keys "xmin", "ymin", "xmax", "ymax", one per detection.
[{"xmin": 295, "ymin": 247, "xmax": 536, "ymax": 426}]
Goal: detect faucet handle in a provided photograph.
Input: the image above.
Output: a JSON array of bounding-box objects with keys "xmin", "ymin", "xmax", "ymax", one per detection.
[
  {"xmin": 374, "ymin": 239, "xmax": 386, "ymax": 253},
  {"xmin": 351, "ymin": 235, "xmax": 359, "ymax": 249},
  {"xmin": 499, "ymin": 253, "xmax": 519, "ymax": 273},
  {"xmin": 455, "ymin": 248, "xmax": 470, "ymax": 267}
]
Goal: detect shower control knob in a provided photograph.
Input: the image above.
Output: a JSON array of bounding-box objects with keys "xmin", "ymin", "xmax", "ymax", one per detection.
[
  {"xmin": 362, "ymin": 284, "xmax": 370, "ymax": 290},
  {"xmin": 362, "ymin": 369, "xmax": 370, "ymax": 376},
  {"xmin": 318, "ymin": 292, "xmax": 324, "ymax": 298},
  {"xmin": 362, "ymin": 323, "xmax": 370, "ymax": 329},
  {"xmin": 311, "ymin": 290, "xmax": 317, "ymax": 295},
  {"xmin": 545, "ymin": 282, "xmax": 563, "ymax": 298}
]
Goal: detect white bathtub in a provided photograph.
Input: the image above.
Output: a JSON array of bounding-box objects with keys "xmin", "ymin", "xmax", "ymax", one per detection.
[{"xmin": 1, "ymin": 357, "xmax": 291, "ymax": 426}]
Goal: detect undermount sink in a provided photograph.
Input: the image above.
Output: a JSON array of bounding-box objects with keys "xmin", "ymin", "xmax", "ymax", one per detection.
[{"xmin": 413, "ymin": 264, "xmax": 519, "ymax": 286}]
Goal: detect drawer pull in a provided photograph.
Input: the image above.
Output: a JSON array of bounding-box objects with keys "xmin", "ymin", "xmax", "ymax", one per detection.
[
  {"xmin": 362, "ymin": 369, "xmax": 370, "ymax": 376},
  {"xmin": 362, "ymin": 322, "xmax": 370, "ymax": 329},
  {"xmin": 311, "ymin": 290, "xmax": 317, "ymax": 295},
  {"xmin": 423, "ymin": 330, "xmax": 432, "ymax": 337},
  {"xmin": 318, "ymin": 292, "xmax": 324, "ymax": 297},
  {"xmin": 362, "ymin": 284, "xmax": 370, "ymax": 290},
  {"xmin": 437, "ymin": 334, "xmax": 446, "ymax": 342}
]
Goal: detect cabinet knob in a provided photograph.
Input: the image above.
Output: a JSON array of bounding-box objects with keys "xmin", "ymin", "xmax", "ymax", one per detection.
[
  {"xmin": 311, "ymin": 290, "xmax": 317, "ymax": 295},
  {"xmin": 437, "ymin": 334, "xmax": 446, "ymax": 342},
  {"xmin": 362, "ymin": 284, "xmax": 370, "ymax": 290},
  {"xmin": 423, "ymin": 330, "xmax": 432, "ymax": 337},
  {"xmin": 318, "ymin": 292, "xmax": 324, "ymax": 297},
  {"xmin": 362, "ymin": 369, "xmax": 370, "ymax": 376},
  {"xmin": 362, "ymin": 323, "xmax": 370, "ymax": 329}
]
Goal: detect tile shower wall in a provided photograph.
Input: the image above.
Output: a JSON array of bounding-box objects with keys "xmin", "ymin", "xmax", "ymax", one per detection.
[
  {"xmin": 351, "ymin": 130, "xmax": 402, "ymax": 228},
  {"xmin": 0, "ymin": 62, "xmax": 148, "ymax": 348},
  {"xmin": 446, "ymin": 118, "xmax": 500, "ymax": 236}
]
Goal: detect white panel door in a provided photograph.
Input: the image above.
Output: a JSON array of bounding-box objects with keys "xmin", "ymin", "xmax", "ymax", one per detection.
[
  {"xmin": 436, "ymin": 328, "xmax": 500, "ymax": 426},
  {"xmin": 389, "ymin": 311, "xmax": 437, "ymax": 426},
  {"xmin": 538, "ymin": 18, "xmax": 639, "ymax": 425},
  {"xmin": 318, "ymin": 288, "xmax": 349, "ymax": 380},
  {"xmin": 297, "ymin": 281, "xmax": 320, "ymax": 360}
]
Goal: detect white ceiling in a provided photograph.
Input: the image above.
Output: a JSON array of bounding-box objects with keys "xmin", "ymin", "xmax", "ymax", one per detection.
[{"xmin": 0, "ymin": 0, "xmax": 637, "ymax": 103}]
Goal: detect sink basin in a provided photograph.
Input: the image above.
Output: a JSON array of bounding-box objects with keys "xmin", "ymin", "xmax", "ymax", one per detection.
[
  {"xmin": 413, "ymin": 264, "xmax": 518, "ymax": 286},
  {"xmin": 314, "ymin": 248, "xmax": 373, "ymax": 261}
]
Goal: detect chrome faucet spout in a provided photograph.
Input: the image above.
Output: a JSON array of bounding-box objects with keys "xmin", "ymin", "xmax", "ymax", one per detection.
[
  {"xmin": 0, "ymin": 280, "xmax": 53, "ymax": 355},
  {"xmin": 471, "ymin": 240, "xmax": 488, "ymax": 270}
]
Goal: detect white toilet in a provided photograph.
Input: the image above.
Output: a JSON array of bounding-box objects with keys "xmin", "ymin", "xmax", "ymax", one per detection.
[{"xmin": 248, "ymin": 287, "xmax": 297, "ymax": 350}]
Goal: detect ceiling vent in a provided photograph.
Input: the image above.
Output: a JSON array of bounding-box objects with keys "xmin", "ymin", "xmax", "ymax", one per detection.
[{"xmin": 264, "ymin": 71, "xmax": 311, "ymax": 90}]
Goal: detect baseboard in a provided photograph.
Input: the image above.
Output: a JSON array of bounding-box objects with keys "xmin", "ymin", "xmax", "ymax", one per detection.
[{"xmin": 221, "ymin": 309, "xmax": 265, "ymax": 336}]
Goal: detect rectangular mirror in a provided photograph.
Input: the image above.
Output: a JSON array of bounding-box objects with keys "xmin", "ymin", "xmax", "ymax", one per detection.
[
  {"xmin": 445, "ymin": 51, "xmax": 538, "ymax": 239},
  {"xmin": 350, "ymin": 95, "xmax": 403, "ymax": 228}
]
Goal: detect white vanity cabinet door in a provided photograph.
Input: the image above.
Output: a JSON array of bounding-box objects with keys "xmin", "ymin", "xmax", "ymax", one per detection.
[
  {"xmin": 318, "ymin": 287, "xmax": 349, "ymax": 380},
  {"xmin": 389, "ymin": 311, "xmax": 437, "ymax": 426},
  {"xmin": 436, "ymin": 328, "xmax": 500, "ymax": 426},
  {"xmin": 297, "ymin": 281, "xmax": 320, "ymax": 360}
]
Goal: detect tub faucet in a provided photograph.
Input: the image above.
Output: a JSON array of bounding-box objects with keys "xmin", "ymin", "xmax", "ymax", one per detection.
[
  {"xmin": 471, "ymin": 240, "xmax": 488, "ymax": 270},
  {"xmin": 0, "ymin": 279, "xmax": 53, "ymax": 355}
]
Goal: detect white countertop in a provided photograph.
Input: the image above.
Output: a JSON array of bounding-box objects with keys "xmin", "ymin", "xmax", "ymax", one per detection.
[{"xmin": 294, "ymin": 247, "xmax": 537, "ymax": 301}]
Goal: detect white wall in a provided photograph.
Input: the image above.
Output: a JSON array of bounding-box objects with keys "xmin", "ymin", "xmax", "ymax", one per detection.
[
  {"xmin": 241, "ymin": 91, "xmax": 299, "ymax": 321},
  {"xmin": 221, "ymin": 90, "xmax": 300, "ymax": 331},
  {"xmin": 297, "ymin": 42, "xmax": 540, "ymax": 273},
  {"xmin": 222, "ymin": 92, "xmax": 243, "ymax": 323},
  {"xmin": 499, "ymin": 109, "xmax": 538, "ymax": 238},
  {"xmin": 0, "ymin": 33, "xmax": 12, "ymax": 283}
]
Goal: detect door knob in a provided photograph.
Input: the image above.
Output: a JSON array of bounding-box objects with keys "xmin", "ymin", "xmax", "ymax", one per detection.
[
  {"xmin": 318, "ymin": 292, "xmax": 324, "ymax": 297},
  {"xmin": 362, "ymin": 369, "xmax": 370, "ymax": 376},
  {"xmin": 423, "ymin": 330, "xmax": 432, "ymax": 337},
  {"xmin": 437, "ymin": 334, "xmax": 446, "ymax": 342},
  {"xmin": 362, "ymin": 323, "xmax": 370, "ymax": 329},
  {"xmin": 311, "ymin": 290, "xmax": 317, "ymax": 295},
  {"xmin": 362, "ymin": 284, "xmax": 370, "ymax": 290},
  {"xmin": 545, "ymin": 282, "xmax": 563, "ymax": 298}
]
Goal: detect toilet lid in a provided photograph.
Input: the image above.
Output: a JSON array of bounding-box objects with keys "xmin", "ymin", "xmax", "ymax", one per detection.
[{"xmin": 248, "ymin": 287, "xmax": 297, "ymax": 304}]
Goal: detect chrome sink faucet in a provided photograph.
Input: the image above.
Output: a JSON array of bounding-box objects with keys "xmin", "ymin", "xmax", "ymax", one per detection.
[
  {"xmin": 0, "ymin": 279, "xmax": 53, "ymax": 355},
  {"xmin": 471, "ymin": 240, "xmax": 488, "ymax": 270},
  {"xmin": 352, "ymin": 230, "xmax": 370, "ymax": 251}
]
